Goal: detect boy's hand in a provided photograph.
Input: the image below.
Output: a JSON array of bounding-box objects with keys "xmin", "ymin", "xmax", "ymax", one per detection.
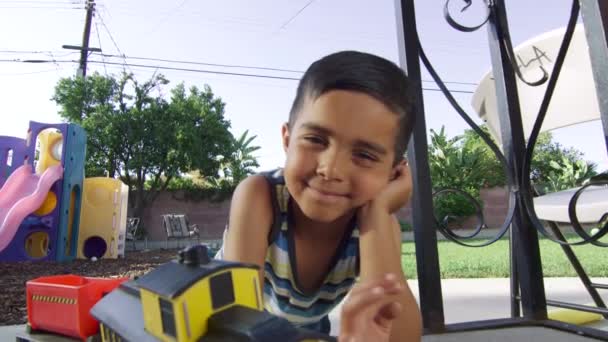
[
  {"xmin": 339, "ymin": 274, "xmax": 404, "ymax": 342},
  {"xmin": 359, "ymin": 163, "xmax": 412, "ymax": 221},
  {"xmin": 381, "ymin": 163, "xmax": 412, "ymax": 213}
]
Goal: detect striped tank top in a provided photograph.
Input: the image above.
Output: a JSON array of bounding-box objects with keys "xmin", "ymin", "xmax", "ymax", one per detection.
[{"xmin": 215, "ymin": 169, "xmax": 360, "ymax": 333}]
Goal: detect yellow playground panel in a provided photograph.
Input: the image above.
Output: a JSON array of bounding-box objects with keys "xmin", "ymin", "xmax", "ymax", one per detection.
[
  {"xmin": 33, "ymin": 129, "xmax": 62, "ymax": 219},
  {"xmin": 34, "ymin": 129, "xmax": 63, "ymax": 174},
  {"xmin": 26, "ymin": 129, "xmax": 62, "ymax": 259},
  {"xmin": 77, "ymin": 177, "xmax": 129, "ymax": 259}
]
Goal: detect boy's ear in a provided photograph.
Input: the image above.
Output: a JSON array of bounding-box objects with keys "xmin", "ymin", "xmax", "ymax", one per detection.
[
  {"xmin": 281, "ymin": 123, "xmax": 290, "ymax": 153},
  {"xmin": 391, "ymin": 159, "xmax": 408, "ymax": 180}
]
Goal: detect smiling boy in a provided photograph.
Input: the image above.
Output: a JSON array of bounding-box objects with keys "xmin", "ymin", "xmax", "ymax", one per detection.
[{"xmin": 216, "ymin": 50, "xmax": 422, "ymax": 341}]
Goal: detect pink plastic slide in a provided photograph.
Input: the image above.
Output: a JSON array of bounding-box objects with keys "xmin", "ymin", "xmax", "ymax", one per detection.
[{"xmin": 0, "ymin": 164, "xmax": 63, "ymax": 252}]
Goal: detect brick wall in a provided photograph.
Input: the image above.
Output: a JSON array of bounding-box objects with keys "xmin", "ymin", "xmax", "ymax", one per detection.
[
  {"xmin": 136, "ymin": 186, "xmax": 510, "ymax": 241},
  {"xmin": 394, "ymin": 186, "xmax": 510, "ymax": 229},
  {"xmin": 135, "ymin": 191, "xmax": 231, "ymax": 241}
]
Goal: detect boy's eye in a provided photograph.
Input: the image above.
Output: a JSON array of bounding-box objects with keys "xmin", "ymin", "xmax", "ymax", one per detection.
[
  {"xmin": 354, "ymin": 150, "xmax": 378, "ymax": 162},
  {"xmin": 303, "ymin": 135, "xmax": 326, "ymax": 145}
]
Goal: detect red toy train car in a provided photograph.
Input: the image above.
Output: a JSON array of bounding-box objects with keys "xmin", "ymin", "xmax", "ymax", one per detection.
[{"xmin": 26, "ymin": 274, "xmax": 127, "ymax": 341}]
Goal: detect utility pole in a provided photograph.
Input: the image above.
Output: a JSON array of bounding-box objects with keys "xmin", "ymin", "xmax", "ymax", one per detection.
[
  {"xmin": 78, "ymin": 0, "xmax": 95, "ymax": 78},
  {"xmin": 63, "ymin": 0, "xmax": 100, "ymax": 78}
]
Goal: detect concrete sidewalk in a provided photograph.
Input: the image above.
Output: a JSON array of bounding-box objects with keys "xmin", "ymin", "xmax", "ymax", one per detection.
[{"xmin": 328, "ymin": 277, "xmax": 608, "ymax": 336}]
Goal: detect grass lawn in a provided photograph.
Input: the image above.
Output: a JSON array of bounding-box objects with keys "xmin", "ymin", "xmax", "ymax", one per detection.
[{"xmin": 401, "ymin": 235, "xmax": 608, "ymax": 279}]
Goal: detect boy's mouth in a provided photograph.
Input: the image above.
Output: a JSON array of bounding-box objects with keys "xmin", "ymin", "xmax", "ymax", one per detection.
[{"xmin": 305, "ymin": 183, "xmax": 350, "ymax": 202}]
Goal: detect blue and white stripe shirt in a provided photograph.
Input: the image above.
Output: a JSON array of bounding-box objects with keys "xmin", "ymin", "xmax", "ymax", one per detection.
[{"xmin": 215, "ymin": 169, "xmax": 360, "ymax": 333}]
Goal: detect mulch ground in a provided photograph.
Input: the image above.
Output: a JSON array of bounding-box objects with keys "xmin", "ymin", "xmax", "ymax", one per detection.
[{"xmin": 0, "ymin": 249, "xmax": 180, "ymax": 326}]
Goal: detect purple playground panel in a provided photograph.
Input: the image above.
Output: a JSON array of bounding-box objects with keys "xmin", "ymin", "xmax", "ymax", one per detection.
[{"xmin": 0, "ymin": 136, "xmax": 28, "ymax": 187}]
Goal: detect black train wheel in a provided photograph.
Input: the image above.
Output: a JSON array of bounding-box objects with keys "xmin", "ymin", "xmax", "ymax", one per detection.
[{"xmin": 86, "ymin": 334, "xmax": 102, "ymax": 342}]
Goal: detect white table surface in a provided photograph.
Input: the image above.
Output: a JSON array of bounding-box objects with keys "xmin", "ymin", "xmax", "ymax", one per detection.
[{"xmin": 533, "ymin": 185, "xmax": 608, "ymax": 223}]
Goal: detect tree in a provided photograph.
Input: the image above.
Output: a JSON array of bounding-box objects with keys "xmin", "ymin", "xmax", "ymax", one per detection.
[
  {"xmin": 527, "ymin": 131, "xmax": 597, "ymax": 193},
  {"xmin": 461, "ymin": 127, "xmax": 598, "ymax": 194},
  {"xmin": 224, "ymin": 130, "xmax": 261, "ymax": 185},
  {"xmin": 52, "ymin": 74, "xmax": 121, "ymax": 177},
  {"xmin": 429, "ymin": 125, "xmax": 597, "ymax": 226},
  {"xmin": 428, "ymin": 127, "xmax": 490, "ymax": 223},
  {"xmin": 461, "ymin": 125, "xmax": 507, "ymax": 188},
  {"xmin": 543, "ymin": 157, "xmax": 597, "ymax": 193},
  {"xmin": 53, "ymin": 72, "xmax": 235, "ymax": 227}
]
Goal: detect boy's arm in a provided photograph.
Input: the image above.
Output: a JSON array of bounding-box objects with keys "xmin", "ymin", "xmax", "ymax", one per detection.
[
  {"xmin": 358, "ymin": 205, "xmax": 422, "ymax": 342},
  {"xmin": 222, "ymin": 175, "xmax": 273, "ymax": 288}
]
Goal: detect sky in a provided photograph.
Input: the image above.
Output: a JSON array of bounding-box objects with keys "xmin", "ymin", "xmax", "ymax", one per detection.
[{"xmin": 0, "ymin": 0, "xmax": 606, "ymax": 173}]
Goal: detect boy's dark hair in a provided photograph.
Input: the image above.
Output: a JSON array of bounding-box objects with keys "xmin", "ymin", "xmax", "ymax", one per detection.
[{"xmin": 288, "ymin": 50, "xmax": 417, "ymax": 162}]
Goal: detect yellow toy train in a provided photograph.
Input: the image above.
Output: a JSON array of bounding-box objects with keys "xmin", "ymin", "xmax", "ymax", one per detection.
[{"xmin": 89, "ymin": 245, "xmax": 335, "ymax": 342}]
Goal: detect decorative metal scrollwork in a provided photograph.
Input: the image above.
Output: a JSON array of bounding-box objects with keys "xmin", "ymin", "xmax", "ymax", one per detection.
[
  {"xmin": 518, "ymin": 0, "xmax": 605, "ymax": 246},
  {"xmin": 431, "ymin": 0, "xmax": 599, "ymax": 247},
  {"xmin": 445, "ymin": 0, "xmax": 547, "ymax": 86},
  {"xmin": 416, "ymin": 37, "xmax": 516, "ymax": 247},
  {"xmin": 433, "ymin": 188, "xmax": 486, "ymax": 240},
  {"xmin": 444, "ymin": 0, "xmax": 491, "ymax": 33},
  {"xmin": 567, "ymin": 178, "xmax": 608, "ymax": 247}
]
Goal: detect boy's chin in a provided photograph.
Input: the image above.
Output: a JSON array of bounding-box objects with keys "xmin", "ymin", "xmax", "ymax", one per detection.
[{"xmin": 300, "ymin": 205, "xmax": 354, "ymax": 224}]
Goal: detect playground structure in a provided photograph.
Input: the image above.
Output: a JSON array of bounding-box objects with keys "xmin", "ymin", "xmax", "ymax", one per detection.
[
  {"xmin": 77, "ymin": 177, "xmax": 129, "ymax": 259},
  {"xmin": 0, "ymin": 121, "xmax": 129, "ymax": 262},
  {"xmin": 0, "ymin": 122, "xmax": 86, "ymax": 262}
]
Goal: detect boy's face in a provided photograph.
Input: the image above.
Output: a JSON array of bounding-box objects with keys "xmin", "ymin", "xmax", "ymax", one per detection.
[{"xmin": 282, "ymin": 90, "xmax": 401, "ymax": 224}]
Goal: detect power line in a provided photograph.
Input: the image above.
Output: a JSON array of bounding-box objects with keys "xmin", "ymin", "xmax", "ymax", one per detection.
[
  {"xmin": 0, "ymin": 0, "xmax": 82, "ymax": 3},
  {"xmin": 47, "ymin": 52, "xmax": 61, "ymax": 70},
  {"xmin": 89, "ymin": 60, "xmax": 301, "ymax": 81},
  {"xmin": 100, "ymin": 53, "xmax": 304, "ymax": 74},
  {"xmin": 88, "ymin": 60, "xmax": 475, "ymax": 93},
  {"xmin": 280, "ymin": 0, "xmax": 316, "ymax": 30},
  {"xmin": 0, "ymin": 0, "xmax": 83, "ymax": 7},
  {"xmin": 0, "ymin": 59, "xmax": 77, "ymax": 63},
  {"xmin": 95, "ymin": 9, "xmax": 133, "ymax": 74},
  {"xmin": 94, "ymin": 20, "xmax": 107, "ymax": 75},
  {"xmin": 0, "ymin": 50, "xmax": 61, "ymax": 54},
  {"xmin": 0, "ymin": 58, "xmax": 475, "ymax": 94},
  {"xmin": 145, "ymin": 0, "xmax": 189, "ymax": 34},
  {"xmin": 0, "ymin": 50, "xmax": 479, "ymax": 86},
  {"xmin": 0, "ymin": 50, "xmax": 78, "ymax": 58},
  {"xmin": 98, "ymin": 53, "xmax": 479, "ymax": 86},
  {"xmin": 0, "ymin": 68, "xmax": 64, "ymax": 76},
  {"xmin": 0, "ymin": 5, "xmax": 83, "ymax": 9}
]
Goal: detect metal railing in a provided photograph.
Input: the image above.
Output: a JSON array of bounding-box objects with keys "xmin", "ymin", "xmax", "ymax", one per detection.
[{"xmin": 396, "ymin": 0, "xmax": 608, "ymax": 339}]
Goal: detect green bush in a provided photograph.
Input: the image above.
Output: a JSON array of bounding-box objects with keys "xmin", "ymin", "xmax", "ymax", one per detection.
[
  {"xmin": 147, "ymin": 176, "xmax": 236, "ymax": 202},
  {"xmin": 433, "ymin": 190, "xmax": 478, "ymax": 226},
  {"xmin": 428, "ymin": 126, "xmax": 597, "ymax": 225},
  {"xmin": 428, "ymin": 127, "xmax": 487, "ymax": 225},
  {"xmin": 399, "ymin": 221, "xmax": 413, "ymax": 232}
]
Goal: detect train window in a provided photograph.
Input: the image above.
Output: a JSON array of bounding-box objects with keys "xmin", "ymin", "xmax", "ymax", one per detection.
[
  {"xmin": 210, "ymin": 271, "xmax": 235, "ymax": 310},
  {"xmin": 159, "ymin": 297, "xmax": 177, "ymax": 338}
]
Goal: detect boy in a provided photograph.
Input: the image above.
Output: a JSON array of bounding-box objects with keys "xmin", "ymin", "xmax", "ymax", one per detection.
[{"xmin": 216, "ymin": 50, "xmax": 422, "ymax": 341}]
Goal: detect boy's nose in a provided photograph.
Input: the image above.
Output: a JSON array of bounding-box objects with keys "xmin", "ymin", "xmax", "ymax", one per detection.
[{"xmin": 316, "ymin": 149, "xmax": 347, "ymax": 182}]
